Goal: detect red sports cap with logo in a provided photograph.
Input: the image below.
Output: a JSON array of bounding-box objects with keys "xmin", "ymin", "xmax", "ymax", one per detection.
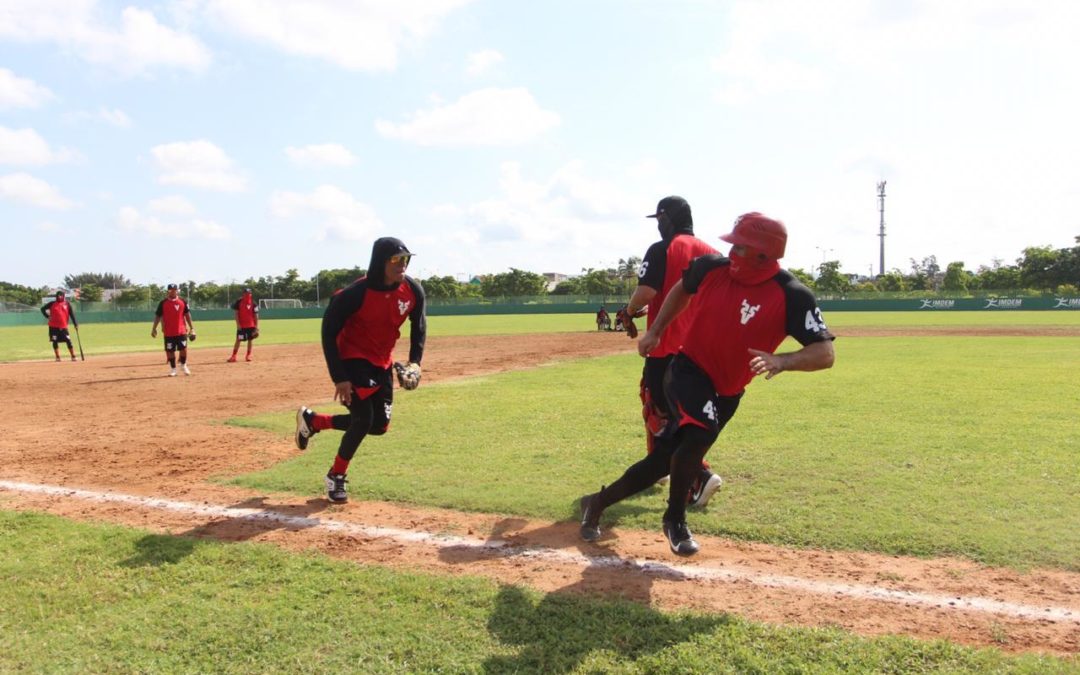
[{"xmin": 720, "ymin": 212, "xmax": 788, "ymax": 260}]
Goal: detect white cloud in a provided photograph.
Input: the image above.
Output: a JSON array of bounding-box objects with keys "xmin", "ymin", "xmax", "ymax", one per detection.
[
  {"xmin": 0, "ymin": 172, "xmax": 74, "ymax": 209},
  {"xmin": 0, "ymin": 68, "xmax": 54, "ymax": 109},
  {"xmin": 151, "ymin": 140, "xmax": 248, "ymax": 192},
  {"xmin": 0, "ymin": 126, "xmax": 79, "ymax": 165},
  {"xmin": 204, "ymin": 0, "xmax": 474, "ymax": 71},
  {"xmin": 285, "ymin": 143, "xmax": 356, "ymax": 168},
  {"xmin": 375, "ymin": 87, "xmax": 560, "ymax": 146},
  {"xmin": 148, "ymin": 195, "xmax": 198, "ymax": 216},
  {"xmin": 465, "ymin": 49, "xmax": 503, "ymax": 77},
  {"xmin": 269, "ymin": 184, "xmax": 384, "ymax": 241},
  {"xmin": 117, "ymin": 205, "xmax": 230, "ymax": 240},
  {"xmin": 0, "ymin": 1, "xmax": 211, "ymax": 75},
  {"xmin": 97, "ymin": 107, "xmax": 132, "ymax": 127}
]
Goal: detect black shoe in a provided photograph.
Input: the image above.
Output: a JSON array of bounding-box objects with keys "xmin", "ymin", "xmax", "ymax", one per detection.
[
  {"xmin": 295, "ymin": 407, "xmax": 316, "ymax": 451},
  {"xmin": 662, "ymin": 520, "xmax": 699, "ymax": 556},
  {"xmin": 325, "ymin": 472, "xmax": 348, "ymax": 503},
  {"xmin": 688, "ymin": 469, "xmax": 723, "ymax": 508},
  {"xmin": 579, "ymin": 492, "xmax": 603, "ymax": 542}
]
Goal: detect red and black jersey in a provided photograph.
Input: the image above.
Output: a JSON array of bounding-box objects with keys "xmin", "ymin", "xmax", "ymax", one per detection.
[
  {"xmin": 231, "ymin": 296, "xmax": 259, "ymax": 328},
  {"xmin": 638, "ymin": 233, "xmax": 718, "ymax": 358},
  {"xmin": 155, "ymin": 297, "xmax": 191, "ymax": 338},
  {"xmin": 680, "ymin": 255, "xmax": 834, "ymax": 396},
  {"xmin": 41, "ymin": 299, "xmax": 76, "ymax": 329},
  {"xmin": 321, "ymin": 275, "xmax": 427, "ymax": 382}
]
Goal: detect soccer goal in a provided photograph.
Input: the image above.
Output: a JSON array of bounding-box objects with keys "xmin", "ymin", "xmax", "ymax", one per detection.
[{"xmin": 258, "ymin": 298, "xmax": 303, "ymax": 309}]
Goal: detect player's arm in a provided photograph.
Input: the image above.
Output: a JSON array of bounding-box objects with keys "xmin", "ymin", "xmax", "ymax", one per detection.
[
  {"xmin": 151, "ymin": 300, "xmax": 164, "ymax": 337},
  {"xmin": 231, "ymin": 300, "xmax": 241, "ymax": 327},
  {"xmin": 637, "ymin": 281, "xmax": 692, "ymax": 356},
  {"xmin": 406, "ymin": 278, "xmax": 427, "ymax": 366},
  {"xmin": 749, "ymin": 340, "xmax": 834, "ymax": 380},
  {"xmin": 321, "ymin": 282, "xmax": 366, "ymax": 384},
  {"xmin": 750, "ymin": 279, "xmax": 836, "ymax": 379},
  {"xmin": 41, "ymin": 301, "xmax": 52, "ymax": 319},
  {"xmin": 184, "ymin": 305, "xmax": 194, "ymax": 333},
  {"xmin": 625, "ymin": 285, "xmax": 655, "ymax": 318}
]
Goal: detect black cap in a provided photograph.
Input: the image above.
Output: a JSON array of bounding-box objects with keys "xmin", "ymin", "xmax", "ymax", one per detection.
[
  {"xmin": 243, "ymin": 287, "xmax": 253, "ymax": 293},
  {"xmin": 167, "ymin": 283, "xmax": 178, "ymax": 290},
  {"xmin": 646, "ymin": 196, "xmax": 691, "ymax": 221},
  {"xmin": 55, "ymin": 290, "xmax": 65, "ymax": 297}
]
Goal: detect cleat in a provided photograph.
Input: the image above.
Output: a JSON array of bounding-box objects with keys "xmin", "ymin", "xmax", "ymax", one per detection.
[
  {"xmin": 657, "ymin": 475, "xmax": 670, "ymax": 486},
  {"xmin": 245, "ymin": 354, "xmax": 253, "ymax": 361},
  {"xmin": 662, "ymin": 520, "xmax": 700, "ymax": 556},
  {"xmin": 227, "ymin": 355, "xmax": 237, "ymax": 363},
  {"xmin": 71, "ymin": 356, "xmax": 77, "ymax": 362},
  {"xmin": 325, "ymin": 472, "xmax": 348, "ymax": 504},
  {"xmin": 182, "ymin": 364, "xmax": 191, "ymax": 376},
  {"xmin": 295, "ymin": 407, "xmax": 315, "ymax": 451},
  {"xmin": 688, "ymin": 470, "xmax": 723, "ymax": 508},
  {"xmin": 55, "ymin": 357, "xmax": 62, "ymax": 362},
  {"xmin": 169, "ymin": 368, "xmax": 177, "ymax": 377},
  {"xmin": 579, "ymin": 492, "xmax": 603, "ymax": 542}
]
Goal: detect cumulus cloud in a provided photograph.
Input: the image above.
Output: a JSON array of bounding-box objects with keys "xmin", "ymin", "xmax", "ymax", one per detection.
[
  {"xmin": 148, "ymin": 195, "xmax": 198, "ymax": 216},
  {"xmin": 150, "ymin": 140, "xmax": 247, "ymax": 192},
  {"xmin": 375, "ymin": 88, "xmax": 560, "ymax": 146},
  {"xmin": 117, "ymin": 204, "xmax": 230, "ymax": 240},
  {"xmin": 0, "ymin": 0, "xmax": 211, "ymax": 75},
  {"xmin": 204, "ymin": 0, "xmax": 474, "ymax": 71},
  {"xmin": 285, "ymin": 143, "xmax": 356, "ymax": 168},
  {"xmin": 269, "ymin": 184, "xmax": 384, "ymax": 241},
  {"xmin": 465, "ymin": 49, "xmax": 503, "ymax": 77},
  {"xmin": 0, "ymin": 172, "xmax": 74, "ymax": 209},
  {"xmin": 0, "ymin": 126, "xmax": 79, "ymax": 165},
  {"xmin": 0, "ymin": 68, "xmax": 54, "ymax": 109}
]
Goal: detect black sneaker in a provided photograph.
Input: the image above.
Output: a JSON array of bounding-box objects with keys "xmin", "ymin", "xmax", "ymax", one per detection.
[
  {"xmin": 662, "ymin": 520, "xmax": 700, "ymax": 556},
  {"xmin": 295, "ymin": 407, "xmax": 315, "ymax": 451},
  {"xmin": 579, "ymin": 492, "xmax": 603, "ymax": 542},
  {"xmin": 325, "ymin": 472, "xmax": 348, "ymax": 504},
  {"xmin": 688, "ymin": 469, "xmax": 723, "ymax": 508}
]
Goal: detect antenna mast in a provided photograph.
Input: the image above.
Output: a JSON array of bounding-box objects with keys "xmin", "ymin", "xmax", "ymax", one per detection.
[{"xmin": 876, "ymin": 180, "xmax": 887, "ymax": 276}]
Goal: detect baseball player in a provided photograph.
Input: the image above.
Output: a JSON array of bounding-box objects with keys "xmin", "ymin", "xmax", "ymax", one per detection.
[
  {"xmin": 151, "ymin": 283, "xmax": 196, "ymax": 377},
  {"xmin": 294, "ymin": 237, "xmax": 427, "ymax": 504},
  {"xmin": 227, "ymin": 288, "xmax": 259, "ymax": 362},
  {"xmin": 582, "ymin": 212, "xmax": 836, "ymax": 555},
  {"xmin": 618, "ymin": 196, "xmax": 722, "ymax": 507},
  {"xmin": 40, "ymin": 290, "xmax": 78, "ymax": 362}
]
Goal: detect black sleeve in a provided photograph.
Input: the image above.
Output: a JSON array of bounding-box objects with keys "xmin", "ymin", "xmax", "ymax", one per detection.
[
  {"xmin": 321, "ymin": 281, "xmax": 367, "ymax": 383},
  {"xmin": 776, "ymin": 272, "xmax": 836, "ymax": 346},
  {"xmin": 182, "ymin": 300, "xmax": 191, "ymax": 316},
  {"xmin": 154, "ymin": 300, "xmax": 165, "ymax": 317},
  {"xmin": 406, "ymin": 277, "xmax": 427, "ymax": 365},
  {"xmin": 637, "ymin": 241, "xmax": 668, "ymax": 291},
  {"xmin": 231, "ymin": 299, "xmax": 240, "ymax": 310},
  {"xmin": 41, "ymin": 301, "xmax": 53, "ymax": 319},
  {"xmin": 682, "ymin": 254, "xmax": 730, "ymax": 293}
]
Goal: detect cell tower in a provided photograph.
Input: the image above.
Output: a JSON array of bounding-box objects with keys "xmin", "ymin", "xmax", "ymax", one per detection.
[{"xmin": 876, "ymin": 180, "xmax": 887, "ymax": 276}]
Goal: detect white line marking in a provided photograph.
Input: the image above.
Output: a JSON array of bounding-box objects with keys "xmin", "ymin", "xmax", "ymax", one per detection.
[{"xmin": 2, "ymin": 480, "xmax": 1077, "ymax": 624}]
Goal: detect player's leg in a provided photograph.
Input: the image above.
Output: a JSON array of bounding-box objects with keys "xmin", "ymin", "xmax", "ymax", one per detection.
[
  {"xmin": 178, "ymin": 343, "xmax": 190, "ymax": 375},
  {"xmin": 245, "ymin": 329, "xmax": 254, "ymax": 360},
  {"xmin": 228, "ymin": 332, "xmax": 241, "ymax": 361},
  {"xmin": 50, "ymin": 328, "xmax": 61, "ymax": 361},
  {"xmin": 324, "ymin": 394, "xmax": 375, "ymax": 504},
  {"xmin": 165, "ymin": 338, "xmax": 177, "ymax": 375},
  {"xmin": 580, "ymin": 441, "xmax": 672, "ymax": 542}
]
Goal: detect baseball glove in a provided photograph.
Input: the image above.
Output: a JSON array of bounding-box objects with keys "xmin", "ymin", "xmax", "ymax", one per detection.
[
  {"xmin": 251, "ymin": 328, "xmax": 260, "ymax": 339},
  {"xmin": 188, "ymin": 331, "xmax": 197, "ymax": 342},
  {"xmin": 616, "ymin": 307, "xmax": 646, "ymax": 339},
  {"xmin": 393, "ymin": 361, "xmax": 421, "ymax": 390}
]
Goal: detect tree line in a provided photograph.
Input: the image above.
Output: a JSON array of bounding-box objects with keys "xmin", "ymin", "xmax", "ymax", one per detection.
[{"xmin": 2, "ymin": 240, "xmax": 1077, "ymax": 308}]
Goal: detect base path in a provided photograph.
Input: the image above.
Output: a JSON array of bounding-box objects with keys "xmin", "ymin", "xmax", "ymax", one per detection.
[{"xmin": 1, "ymin": 333, "xmax": 1078, "ymax": 655}]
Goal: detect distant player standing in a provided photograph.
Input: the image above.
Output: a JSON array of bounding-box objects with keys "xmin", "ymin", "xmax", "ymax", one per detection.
[
  {"xmin": 294, "ymin": 237, "xmax": 426, "ymax": 504},
  {"xmin": 619, "ymin": 196, "xmax": 721, "ymax": 507},
  {"xmin": 227, "ymin": 288, "xmax": 259, "ymax": 362},
  {"xmin": 40, "ymin": 290, "xmax": 78, "ymax": 362},
  {"xmin": 151, "ymin": 283, "xmax": 196, "ymax": 377}
]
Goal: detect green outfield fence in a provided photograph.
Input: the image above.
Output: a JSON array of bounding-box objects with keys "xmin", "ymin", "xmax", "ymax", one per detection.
[{"xmin": 2, "ymin": 294, "xmax": 1079, "ymax": 326}]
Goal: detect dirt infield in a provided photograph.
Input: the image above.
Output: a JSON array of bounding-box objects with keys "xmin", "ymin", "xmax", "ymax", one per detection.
[{"xmin": 1, "ymin": 332, "xmax": 1078, "ymax": 656}]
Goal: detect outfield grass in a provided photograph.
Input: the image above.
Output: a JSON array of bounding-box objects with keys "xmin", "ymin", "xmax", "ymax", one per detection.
[
  {"xmin": 232, "ymin": 335, "xmax": 1080, "ymax": 572},
  {"xmin": 2, "ymin": 511, "xmax": 1073, "ymax": 674}
]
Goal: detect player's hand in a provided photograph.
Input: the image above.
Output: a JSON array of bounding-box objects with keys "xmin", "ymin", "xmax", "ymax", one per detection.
[
  {"xmin": 638, "ymin": 330, "xmax": 659, "ymax": 357},
  {"xmin": 151, "ymin": 328, "xmax": 157, "ymax": 338},
  {"xmin": 748, "ymin": 348, "xmax": 783, "ymax": 380},
  {"xmin": 334, "ymin": 381, "xmax": 353, "ymax": 406}
]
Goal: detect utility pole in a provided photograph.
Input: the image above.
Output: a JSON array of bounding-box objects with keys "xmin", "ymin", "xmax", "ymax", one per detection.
[{"xmin": 877, "ymin": 180, "xmax": 887, "ymax": 277}]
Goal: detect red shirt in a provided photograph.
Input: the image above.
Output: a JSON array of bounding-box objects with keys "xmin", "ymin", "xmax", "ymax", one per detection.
[
  {"xmin": 232, "ymin": 296, "xmax": 258, "ymax": 328},
  {"xmin": 155, "ymin": 297, "xmax": 191, "ymax": 338},
  {"xmin": 42, "ymin": 300, "xmax": 74, "ymax": 329},
  {"xmin": 680, "ymin": 255, "xmax": 834, "ymax": 396},
  {"xmin": 639, "ymin": 233, "xmax": 718, "ymax": 358}
]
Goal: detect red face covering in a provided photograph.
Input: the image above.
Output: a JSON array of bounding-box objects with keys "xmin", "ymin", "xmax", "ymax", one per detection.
[{"xmin": 728, "ymin": 248, "xmax": 780, "ymax": 285}]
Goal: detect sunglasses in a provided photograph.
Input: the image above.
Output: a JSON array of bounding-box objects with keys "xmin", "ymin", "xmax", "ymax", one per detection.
[{"xmin": 389, "ymin": 254, "xmax": 412, "ymax": 266}]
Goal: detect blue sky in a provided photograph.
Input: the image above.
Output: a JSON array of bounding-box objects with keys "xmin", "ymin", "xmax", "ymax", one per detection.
[{"xmin": 2, "ymin": 0, "xmax": 1078, "ymax": 289}]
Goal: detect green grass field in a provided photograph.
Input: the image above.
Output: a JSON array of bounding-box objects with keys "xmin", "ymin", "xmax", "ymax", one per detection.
[{"xmin": 2, "ymin": 311, "xmax": 1079, "ymax": 672}]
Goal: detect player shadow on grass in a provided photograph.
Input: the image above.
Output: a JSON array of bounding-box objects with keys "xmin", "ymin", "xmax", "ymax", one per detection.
[
  {"xmin": 439, "ymin": 515, "xmax": 729, "ymax": 673},
  {"xmin": 120, "ymin": 496, "xmax": 330, "ymax": 567}
]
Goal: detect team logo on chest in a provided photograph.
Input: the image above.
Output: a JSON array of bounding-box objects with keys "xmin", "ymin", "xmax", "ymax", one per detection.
[
  {"xmin": 397, "ymin": 299, "xmax": 411, "ymax": 315},
  {"xmin": 739, "ymin": 298, "xmax": 760, "ymax": 325}
]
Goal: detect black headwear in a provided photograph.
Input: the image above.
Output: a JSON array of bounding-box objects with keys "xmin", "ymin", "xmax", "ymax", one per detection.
[
  {"xmin": 367, "ymin": 237, "xmax": 413, "ymax": 290},
  {"xmin": 646, "ymin": 196, "xmax": 694, "ymax": 240}
]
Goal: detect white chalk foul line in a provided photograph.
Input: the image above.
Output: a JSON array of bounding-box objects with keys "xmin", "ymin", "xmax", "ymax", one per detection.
[{"xmin": 2, "ymin": 480, "xmax": 1077, "ymax": 624}]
